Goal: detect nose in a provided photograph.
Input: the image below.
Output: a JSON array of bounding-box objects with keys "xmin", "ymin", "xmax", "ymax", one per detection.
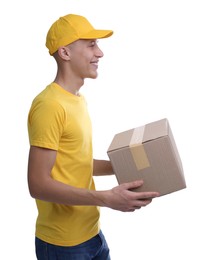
[{"xmin": 95, "ymin": 45, "xmax": 104, "ymax": 58}]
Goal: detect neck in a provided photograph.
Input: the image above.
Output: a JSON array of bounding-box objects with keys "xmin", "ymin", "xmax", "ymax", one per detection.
[{"xmin": 54, "ymin": 73, "xmax": 84, "ymax": 96}]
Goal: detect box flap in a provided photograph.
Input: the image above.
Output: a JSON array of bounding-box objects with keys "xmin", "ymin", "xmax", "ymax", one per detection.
[{"xmin": 108, "ymin": 118, "xmax": 169, "ymax": 152}]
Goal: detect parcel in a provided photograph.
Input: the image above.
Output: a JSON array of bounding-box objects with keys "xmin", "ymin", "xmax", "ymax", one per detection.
[{"xmin": 107, "ymin": 118, "xmax": 186, "ymax": 196}]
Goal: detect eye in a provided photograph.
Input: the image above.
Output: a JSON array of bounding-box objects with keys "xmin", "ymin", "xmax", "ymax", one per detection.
[{"xmin": 89, "ymin": 40, "xmax": 98, "ymax": 47}]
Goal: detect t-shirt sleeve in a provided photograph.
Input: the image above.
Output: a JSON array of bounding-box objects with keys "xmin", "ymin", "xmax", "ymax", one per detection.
[{"xmin": 28, "ymin": 99, "xmax": 65, "ymax": 150}]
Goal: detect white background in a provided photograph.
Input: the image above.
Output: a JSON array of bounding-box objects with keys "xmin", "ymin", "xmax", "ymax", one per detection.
[{"xmin": 1, "ymin": 0, "xmax": 215, "ymax": 259}]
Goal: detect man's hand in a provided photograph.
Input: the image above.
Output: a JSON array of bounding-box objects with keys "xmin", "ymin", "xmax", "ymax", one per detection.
[{"xmin": 103, "ymin": 180, "xmax": 159, "ymax": 212}]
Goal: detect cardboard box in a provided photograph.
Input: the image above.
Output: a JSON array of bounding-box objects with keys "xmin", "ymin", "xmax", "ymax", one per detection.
[{"xmin": 107, "ymin": 118, "xmax": 186, "ymax": 196}]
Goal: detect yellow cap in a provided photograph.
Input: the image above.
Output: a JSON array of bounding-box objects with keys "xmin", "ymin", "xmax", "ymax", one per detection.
[{"xmin": 46, "ymin": 14, "xmax": 113, "ymax": 55}]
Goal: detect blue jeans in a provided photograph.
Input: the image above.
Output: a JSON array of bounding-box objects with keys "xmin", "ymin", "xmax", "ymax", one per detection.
[{"xmin": 35, "ymin": 230, "xmax": 111, "ymax": 260}]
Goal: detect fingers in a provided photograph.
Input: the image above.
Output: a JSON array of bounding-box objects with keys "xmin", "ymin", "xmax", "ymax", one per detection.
[
  {"xmin": 121, "ymin": 180, "xmax": 144, "ymax": 190},
  {"xmin": 121, "ymin": 180, "xmax": 160, "ymax": 199},
  {"xmin": 136, "ymin": 191, "xmax": 160, "ymax": 200},
  {"xmin": 126, "ymin": 199, "xmax": 153, "ymax": 212},
  {"xmin": 135, "ymin": 197, "xmax": 153, "ymax": 207}
]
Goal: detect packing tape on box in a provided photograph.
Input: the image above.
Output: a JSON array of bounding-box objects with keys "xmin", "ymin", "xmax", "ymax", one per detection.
[{"xmin": 129, "ymin": 126, "xmax": 150, "ymax": 170}]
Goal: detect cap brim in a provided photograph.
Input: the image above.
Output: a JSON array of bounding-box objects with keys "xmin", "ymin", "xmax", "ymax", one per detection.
[{"xmin": 80, "ymin": 29, "xmax": 113, "ymax": 39}]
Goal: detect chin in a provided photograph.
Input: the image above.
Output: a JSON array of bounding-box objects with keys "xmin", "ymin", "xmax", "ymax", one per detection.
[{"xmin": 89, "ymin": 72, "xmax": 98, "ymax": 79}]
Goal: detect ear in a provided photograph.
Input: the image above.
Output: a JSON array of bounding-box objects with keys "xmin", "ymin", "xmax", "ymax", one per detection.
[{"xmin": 57, "ymin": 47, "xmax": 71, "ymax": 61}]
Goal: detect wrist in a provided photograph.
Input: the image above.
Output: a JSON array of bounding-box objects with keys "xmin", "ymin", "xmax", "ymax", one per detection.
[{"xmin": 89, "ymin": 189, "xmax": 110, "ymax": 207}]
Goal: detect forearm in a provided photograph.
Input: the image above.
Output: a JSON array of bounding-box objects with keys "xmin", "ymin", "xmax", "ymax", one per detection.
[
  {"xmin": 93, "ymin": 159, "xmax": 114, "ymax": 176},
  {"xmin": 29, "ymin": 176, "xmax": 108, "ymax": 206}
]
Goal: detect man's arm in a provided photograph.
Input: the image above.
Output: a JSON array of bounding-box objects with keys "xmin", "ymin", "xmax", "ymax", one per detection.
[
  {"xmin": 28, "ymin": 146, "xmax": 159, "ymax": 212},
  {"xmin": 93, "ymin": 159, "xmax": 114, "ymax": 176}
]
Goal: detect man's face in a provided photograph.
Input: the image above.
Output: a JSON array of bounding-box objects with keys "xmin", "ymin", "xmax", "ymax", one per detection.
[{"xmin": 67, "ymin": 39, "xmax": 104, "ymax": 79}]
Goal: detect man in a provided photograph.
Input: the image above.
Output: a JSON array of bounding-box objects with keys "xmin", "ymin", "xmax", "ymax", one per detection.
[{"xmin": 27, "ymin": 14, "xmax": 159, "ymax": 260}]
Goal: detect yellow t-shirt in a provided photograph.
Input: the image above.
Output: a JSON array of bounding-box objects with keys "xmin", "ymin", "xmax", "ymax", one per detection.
[{"xmin": 28, "ymin": 83, "xmax": 100, "ymax": 246}]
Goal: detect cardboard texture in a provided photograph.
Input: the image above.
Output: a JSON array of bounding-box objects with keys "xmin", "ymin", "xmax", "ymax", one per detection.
[{"xmin": 107, "ymin": 118, "xmax": 186, "ymax": 196}]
